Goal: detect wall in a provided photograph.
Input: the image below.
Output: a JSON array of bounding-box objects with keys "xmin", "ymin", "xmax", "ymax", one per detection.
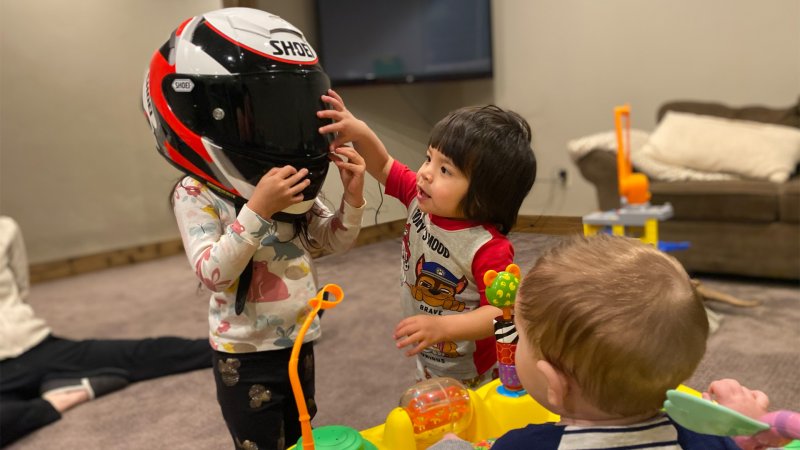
[
  {"xmin": 265, "ymin": 0, "xmax": 800, "ymax": 222},
  {"xmin": 493, "ymin": 0, "xmax": 800, "ymax": 218},
  {"xmin": 2, "ymin": 0, "xmax": 798, "ymax": 264},
  {"xmin": 1, "ymin": 0, "xmax": 222, "ymax": 264}
]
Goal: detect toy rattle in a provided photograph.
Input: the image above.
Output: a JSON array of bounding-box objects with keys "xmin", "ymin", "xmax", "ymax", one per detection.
[
  {"xmin": 664, "ymin": 389, "xmax": 800, "ymax": 450},
  {"xmin": 400, "ymin": 377, "xmax": 473, "ymax": 449},
  {"xmin": 483, "ymin": 264, "xmax": 524, "ymax": 395}
]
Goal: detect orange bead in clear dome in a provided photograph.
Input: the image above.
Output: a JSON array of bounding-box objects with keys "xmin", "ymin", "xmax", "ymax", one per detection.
[{"xmin": 400, "ymin": 377, "xmax": 473, "ymax": 448}]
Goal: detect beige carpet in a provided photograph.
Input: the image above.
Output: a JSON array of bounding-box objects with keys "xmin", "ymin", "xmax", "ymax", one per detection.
[{"xmin": 9, "ymin": 233, "xmax": 799, "ymax": 449}]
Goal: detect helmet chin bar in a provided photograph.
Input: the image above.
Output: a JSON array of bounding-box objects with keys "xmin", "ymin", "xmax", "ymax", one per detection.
[
  {"xmin": 203, "ymin": 138, "xmax": 255, "ymax": 199},
  {"xmin": 203, "ymin": 137, "xmax": 317, "ymax": 218},
  {"xmin": 281, "ymin": 198, "xmax": 315, "ymax": 215}
]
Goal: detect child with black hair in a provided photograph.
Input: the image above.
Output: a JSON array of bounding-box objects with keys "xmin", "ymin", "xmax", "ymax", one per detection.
[
  {"xmin": 143, "ymin": 8, "xmax": 368, "ymax": 449},
  {"xmin": 318, "ymin": 90, "xmax": 537, "ymax": 388}
]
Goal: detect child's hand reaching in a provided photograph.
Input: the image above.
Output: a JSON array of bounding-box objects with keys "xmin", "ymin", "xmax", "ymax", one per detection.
[
  {"xmin": 704, "ymin": 378, "xmax": 770, "ymax": 420},
  {"xmin": 329, "ymin": 145, "xmax": 366, "ymax": 207},
  {"xmin": 394, "ymin": 315, "xmax": 447, "ymax": 357},
  {"xmin": 246, "ymin": 166, "xmax": 310, "ymax": 219},
  {"xmin": 317, "ymin": 89, "xmax": 373, "ymax": 151},
  {"xmin": 704, "ymin": 379, "xmax": 800, "ymax": 450},
  {"xmin": 318, "ymin": 88, "xmax": 393, "ymax": 185}
]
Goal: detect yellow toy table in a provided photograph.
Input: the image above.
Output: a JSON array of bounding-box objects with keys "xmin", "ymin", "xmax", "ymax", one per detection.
[
  {"xmin": 359, "ymin": 377, "xmax": 558, "ymax": 449},
  {"xmin": 290, "ymin": 376, "xmax": 557, "ymax": 450}
]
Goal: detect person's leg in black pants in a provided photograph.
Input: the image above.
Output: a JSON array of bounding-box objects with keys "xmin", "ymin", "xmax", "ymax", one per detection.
[
  {"xmin": 0, "ymin": 334, "xmax": 212, "ymax": 447},
  {"xmin": 212, "ymin": 343, "xmax": 315, "ymax": 450},
  {"xmin": 0, "ymin": 397, "xmax": 61, "ymax": 447}
]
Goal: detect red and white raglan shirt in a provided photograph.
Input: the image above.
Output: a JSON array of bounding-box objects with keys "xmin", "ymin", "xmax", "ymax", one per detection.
[
  {"xmin": 386, "ymin": 161, "xmax": 512, "ymax": 387},
  {"xmin": 173, "ymin": 177, "xmax": 364, "ymax": 353}
]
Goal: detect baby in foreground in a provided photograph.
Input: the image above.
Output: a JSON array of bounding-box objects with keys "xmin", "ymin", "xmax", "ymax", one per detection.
[{"xmin": 431, "ymin": 234, "xmax": 739, "ymax": 449}]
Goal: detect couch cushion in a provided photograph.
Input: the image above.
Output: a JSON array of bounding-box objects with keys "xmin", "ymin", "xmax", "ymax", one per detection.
[
  {"xmin": 780, "ymin": 178, "xmax": 800, "ymax": 223},
  {"xmin": 651, "ymin": 180, "xmax": 779, "ymax": 222},
  {"xmin": 657, "ymin": 99, "xmax": 800, "ymax": 129}
]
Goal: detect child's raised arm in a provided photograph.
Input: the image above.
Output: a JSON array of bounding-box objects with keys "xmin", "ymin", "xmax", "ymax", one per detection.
[
  {"xmin": 306, "ymin": 145, "xmax": 367, "ymax": 253},
  {"xmin": 318, "ymin": 89, "xmax": 393, "ymax": 185}
]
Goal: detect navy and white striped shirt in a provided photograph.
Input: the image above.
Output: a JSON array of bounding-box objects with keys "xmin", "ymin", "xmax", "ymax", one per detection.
[
  {"xmin": 491, "ymin": 415, "xmax": 739, "ymax": 450},
  {"xmin": 428, "ymin": 415, "xmax": 739, "ymax": 450}
]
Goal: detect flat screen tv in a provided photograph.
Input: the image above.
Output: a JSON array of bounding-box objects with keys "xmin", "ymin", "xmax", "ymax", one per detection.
[{"xmin": 314, "ymin": 0, "xmax": 493, "ymax": 86}]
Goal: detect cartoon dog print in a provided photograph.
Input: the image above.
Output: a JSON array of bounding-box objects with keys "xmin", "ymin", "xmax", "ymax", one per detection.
[
  {"xmin": 432, "ymin": 340, "xmax": 461, "ymax": 358},
  {"xmin": 410, "ymin": 255, "xmax": 467, "ymax": 312}
]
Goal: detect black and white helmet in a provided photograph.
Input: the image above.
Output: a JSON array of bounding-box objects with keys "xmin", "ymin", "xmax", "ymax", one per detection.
[{"xmin": 143, "ymin": 8, "xmax": 332, "ymax": 216}]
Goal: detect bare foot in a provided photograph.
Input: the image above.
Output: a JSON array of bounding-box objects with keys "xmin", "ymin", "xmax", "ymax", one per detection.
[{"xmin": 43, "ymin": 388, "xmax": 91, "ymax": 412}]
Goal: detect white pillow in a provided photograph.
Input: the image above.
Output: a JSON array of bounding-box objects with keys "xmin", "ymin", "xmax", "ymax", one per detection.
[
  {"xmin": 646, "ymin": 111, "xmax": 800, "ymax": 182},
  {"xmin": 632, "ymin": 142, "xmax": 739, "ymax": 182}
]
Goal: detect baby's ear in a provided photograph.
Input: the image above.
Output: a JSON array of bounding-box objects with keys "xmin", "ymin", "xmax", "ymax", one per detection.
[{"xmin": 536, "ymin": 359, "xmax": 569, "ymax": 410}]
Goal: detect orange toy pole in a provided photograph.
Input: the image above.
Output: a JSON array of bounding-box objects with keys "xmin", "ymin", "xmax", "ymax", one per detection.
[
  {"xmin": 502, "ymin": 306, "xmax": 512, "ymax": 321},
  {"xmin": 615, "ymin": 104, "xmax": 651, "ymax": 205},
  {"xmin": 614, "ymin": 104, "xmax": 631, "ymax": 197},
  {"xmin": 288, "ymin": 284, "xmax": 344, "ymax": 450}
]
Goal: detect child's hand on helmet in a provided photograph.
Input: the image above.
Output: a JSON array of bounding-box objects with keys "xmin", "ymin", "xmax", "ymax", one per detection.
[
  {"xmin": 329, "ymin": 146, "xmax": 366, "ymax": 208},
  {"xmin": 246, "ymin": 166, "xmax": 310, "ymax": 220},
  {"xmin": 317, "ymin": 89, "xmax": 373, "ymax": 150}
]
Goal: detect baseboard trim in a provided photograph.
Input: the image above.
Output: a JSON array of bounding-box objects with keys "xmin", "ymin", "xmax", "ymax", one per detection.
[
  {"xmin": 29, "ymin": 240, "xmax": 186, "ymax": 284},
  {"xmin": 29, "ymin": 215, "xmax": 581, "ymax": 283},
  {"xmin": 512, "ymin": 215, "xmax": 583, "ymax": 235}
]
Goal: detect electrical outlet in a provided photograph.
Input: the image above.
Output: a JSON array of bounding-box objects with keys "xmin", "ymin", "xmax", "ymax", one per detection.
[{"xmin": 557, "ymin": 168, "xmax": 568, "ymax": 187}]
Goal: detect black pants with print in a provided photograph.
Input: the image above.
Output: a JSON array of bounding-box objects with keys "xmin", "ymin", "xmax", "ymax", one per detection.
[{"xmin": 213, "ymin": 343, "xmax": 316, "ymax": 450}]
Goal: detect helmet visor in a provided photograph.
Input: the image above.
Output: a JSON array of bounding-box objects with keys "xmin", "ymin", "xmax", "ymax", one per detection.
[{"xmin": 163, "ymin": 68, "xmax": 332, "ymax": 170}]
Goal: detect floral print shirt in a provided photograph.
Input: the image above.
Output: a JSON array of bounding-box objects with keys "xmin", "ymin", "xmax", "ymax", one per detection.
[{"xmin": 173, "ymin": 177, "xmax": 364, "ymax": 353}]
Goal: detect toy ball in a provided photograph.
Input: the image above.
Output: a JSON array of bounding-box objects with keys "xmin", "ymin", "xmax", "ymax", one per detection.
[
  {"xmin": 400, "ymin": 377, "xmax": 473, "ymax": 447},
  {"xmin": 484, "ymin": 264, "xmax": 521, "ymax": 309}
]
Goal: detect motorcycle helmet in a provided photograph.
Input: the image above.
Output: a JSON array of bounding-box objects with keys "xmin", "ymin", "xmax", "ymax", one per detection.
[{"xmin": 142, "ymin": 7, "xmax": 332, "ymax": 217}]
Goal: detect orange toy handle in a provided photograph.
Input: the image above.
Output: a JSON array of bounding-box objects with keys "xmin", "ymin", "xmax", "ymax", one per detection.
[
  {"xmin": 615, "ymin": 104, "xmax": 632, "ymax": 193},
  {"xmin": 615, "ymin": 104, "xmax": 651, "ymax": 205},
  {"xmin": 288, "ymin": 284, "xmax": 344, "ymax": 450}
]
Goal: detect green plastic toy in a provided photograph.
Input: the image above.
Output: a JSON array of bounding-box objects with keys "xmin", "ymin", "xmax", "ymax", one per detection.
[{"xmin": 664, "ymin": 389, "xmax": 770, "ymax": 436}]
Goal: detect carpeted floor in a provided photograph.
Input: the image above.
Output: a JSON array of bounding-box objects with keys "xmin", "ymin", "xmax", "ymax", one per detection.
[{"xmin": 8, "ymin": 233, "xmax": 799, "ymax": 449}]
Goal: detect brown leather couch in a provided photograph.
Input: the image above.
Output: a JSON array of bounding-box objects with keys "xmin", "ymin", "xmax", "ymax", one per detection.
[{"xmin": 575, "ymin": 99, "xmax": 800, "ymax": 280}]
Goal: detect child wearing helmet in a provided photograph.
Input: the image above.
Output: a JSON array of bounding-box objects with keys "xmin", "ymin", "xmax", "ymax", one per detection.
[
  {"xmin": 143, "ymin": 8, "xmax": 366, "ymax": 450},
  {"xmin": 318, "ymin": 90, "xmax": 537, "ymax": 388}
]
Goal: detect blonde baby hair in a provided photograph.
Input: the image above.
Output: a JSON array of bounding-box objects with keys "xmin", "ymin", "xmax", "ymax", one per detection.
[{"xmin": 516, "ymin": 233, "xmax": 708, "ymax": 416}]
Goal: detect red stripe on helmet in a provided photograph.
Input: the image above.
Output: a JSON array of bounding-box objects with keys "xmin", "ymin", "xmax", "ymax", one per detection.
[
  {"xmin": 164, "ymin": 140, "xmax": 240, "ymax": 196},
  {"xmin": 204, "ymin": 21, "xmax": 319, "ymax": 65},
  {"xmin": 175, "ymin": 17, "xmax": 192, "ymax": 36},
  {"xmin": 148, "ymin": 51, "xmax": 212, "ymax": 163}
]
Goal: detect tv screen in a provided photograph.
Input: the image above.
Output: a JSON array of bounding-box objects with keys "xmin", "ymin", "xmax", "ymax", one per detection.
[{"xmin": 315, "ymin": 0, "xmax": 493, "ymax": 86}]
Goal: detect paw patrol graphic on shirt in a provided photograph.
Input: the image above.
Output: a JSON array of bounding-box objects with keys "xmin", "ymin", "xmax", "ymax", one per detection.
[
  {"xmin": 432, "ymin": 340, "xmax": 462, "ymax": 358},
  {"xmin": 410, "ymin": 255, "xmax": 467, "ymax": 312}
]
